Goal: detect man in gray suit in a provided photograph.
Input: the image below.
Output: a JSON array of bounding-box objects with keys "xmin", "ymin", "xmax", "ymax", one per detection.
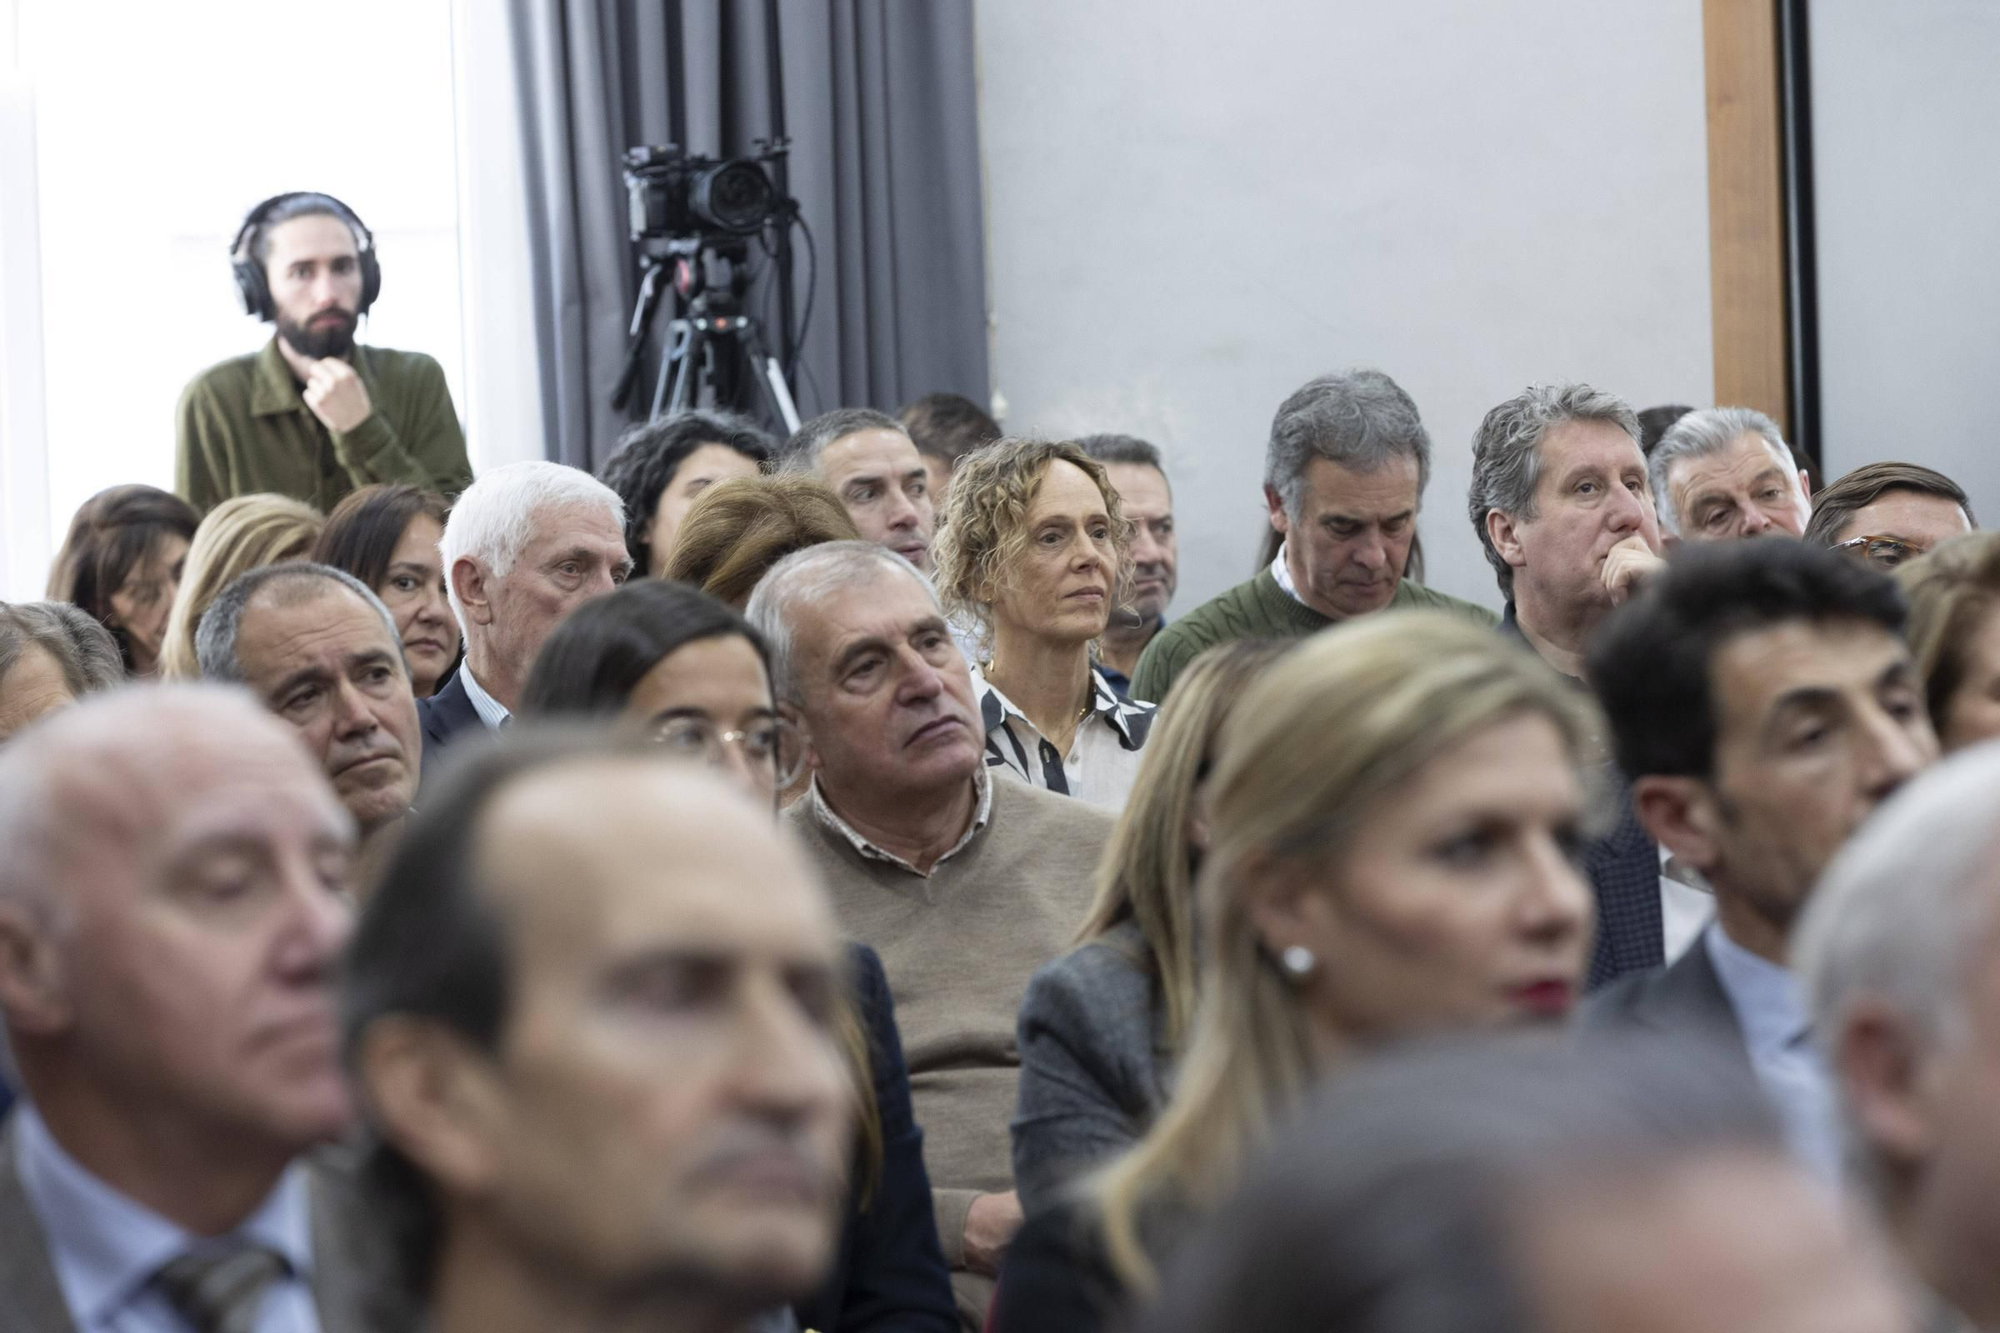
[{"xmin": 0, "ymin": 685, "xmax": 400, "ymax": 1333}]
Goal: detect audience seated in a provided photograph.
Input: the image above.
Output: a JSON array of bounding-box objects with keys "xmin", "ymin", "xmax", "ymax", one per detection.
[
  {"xmin": 662, "ymin": 474, "xmax": 862, "ymax": 609},
  {"xmin": 991, "ymin": 612, "xmax": 1596, "ymax": 1333},
  {"xmin": 780, "ymin": 409, "xmax": 938, "ymax": 573},
  {"xmin": 313, "ymin": 485, "xmax": 458, "ymax": 699},
  {"xmin": 158, "ymin": 493, "xmax": 325, "ymax": 679},
  {"xmin": 1138, "ymin": 1036, "xmax": 1911, "ymax": 1333},
  {"xmin": 934, "ymin": 438, "xmax": 1157, "ymax": 811},
  {"xmin": 598, "ymin": 410, "xmax": 775, "ymax": 578},
  {"xmin": 1896, "ymin": 531, "xmax": 2000, "ymax": 751},
  {"xmin": 196, "ymin": 563, "xmax": 423, "ymax": 886},
  {"xmin": 519, "ymin": 579, "xmax": 957, "ymax": 1332},
  {"xmin": 422, "ymin": 461, "xmax": 629, "ymax": 757},
  {"xmin": 747, "ymin": 541, "xmax": 1116, "ymax": 1327},
  {"xmin": 44, "ymin": 484, "xmax": 199, "ymax": 680},
  {"xmin": 1078, "ymin": 434, "xmax": 1178, "ymax": 696},
  {"xmin": 0, "ymin": 687, "xmax": 403, "ymax": 1333},
  {"xmin": 1584, "ymin": 539, "xmax": 1937, "ymax": 1181},
  {"xmin": 177, "ymin": 192, "xmax": 472, "ymax": 514},
  {"xmin": 0, "ymin": 602, "xmax": 122, "ymax": 746},
  {"xmin": 1799, "ymin": 744, "xmax": 2000, "ymax": 1332},
  {"xmin": 1804, "ymin": 460, "xmax": 1976, "ymax": 566},
  {"xmin": 900, "ymin": 392, "xmax": 1001, "ymax": 503},
  {"xmin": 1649, "ymin": 406, "xmax": 1813, "ymax": 541},
  {"xmin": 343, "ymin": 735, "xmax": 846, "ymax": 1333},
  {"xmin": 1469, "ymin": 382, "xmax": 1672, "ymax": 986},
  {"xmin": 1132, "ymin": 369, "xmax": 1491, "ymax": 704},
  {"xmin": 1011, "ymin": 640, "xmax": 1290, "ymax": 1214}
]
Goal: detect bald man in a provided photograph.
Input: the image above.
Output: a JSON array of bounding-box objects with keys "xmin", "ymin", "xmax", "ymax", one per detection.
[
  {"xmin": 0, "ymin": 686, "xmax": 407, "ymax": 1333},
  {"xmin": 346, "ymin": 734, "xmax": 849, "ymax": 1333}
]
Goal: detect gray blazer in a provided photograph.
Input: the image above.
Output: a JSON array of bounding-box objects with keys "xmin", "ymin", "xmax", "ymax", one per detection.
[
  {"xmin": 1581, "ymin": 928, "xmax": 1753, "ymax": 1075},
  {"xmin": 0, "ymin": 1120, "xmax": 410, "ymax": 1333},
  {"xmin": 1010, "ymin": 922, "xmax": 1174, "ymax": 1217}
]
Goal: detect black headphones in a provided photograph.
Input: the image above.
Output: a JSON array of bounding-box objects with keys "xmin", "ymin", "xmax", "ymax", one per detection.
[{"xmin": 229, "ymin": 192, "xmax": 381, "ymax": 321}]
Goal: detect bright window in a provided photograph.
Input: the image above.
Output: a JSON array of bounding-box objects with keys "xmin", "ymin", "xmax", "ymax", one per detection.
[{"xmin": 3, "ymin": 0, "xmax": 465, "ymax": 597}]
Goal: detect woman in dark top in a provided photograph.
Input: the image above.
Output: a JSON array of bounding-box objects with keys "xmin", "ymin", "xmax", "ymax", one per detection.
[
  {"xmin": 598, "ymin": 410, "xmax": 774, "ymax": 578},
  {"xmin": 314, "ymin": 484, "xmax": 458, "ymax": 697},
  {"xmin": 522, "ymin": 579, "xmax": 956, "ymax": 1332},
  {"xmin": 45, "ymin": 483, "xmax": 199, "ymax": 679},
  {"xmin": 990, "ymin": 614, "xmax": 1600, "ymax": 1333}
]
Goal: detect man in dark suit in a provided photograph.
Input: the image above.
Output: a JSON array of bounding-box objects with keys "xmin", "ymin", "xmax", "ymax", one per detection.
[
  {"xmin": 343, "ymin": 734, "xmax": 847, "ymax": 1333},
  {"xmin": 1468, "ymin": 382, "xmax": 1671, "ymax": 987},
  {"xmin": 0, "ymin": 686, "xmax": 406, "ymax": 1333},
  {"xmin": 421, "ymin": 460, "xmax": 631, "ymax": 765},
  {"xmin": 1584, "ymin": 540, "xmax": 1936, "ymax": 1182}
]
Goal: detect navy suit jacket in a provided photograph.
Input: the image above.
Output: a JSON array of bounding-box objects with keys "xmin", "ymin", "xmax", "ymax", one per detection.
[
  {"xmin": 1499, "ymin": 605, "xmax": 1664, "ymax": 989},
  {"xmin": 796, "ymin": 944, "xmax": 958, "ymax": 1333},
  {"xmin": 416, "ymin": 668, "xmax": 485, "ymax": 780}
]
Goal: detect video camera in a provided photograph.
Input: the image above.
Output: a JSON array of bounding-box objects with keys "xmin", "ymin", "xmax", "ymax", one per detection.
[{"xmin": 623, "ymin": 144, "xmax": 786, "ymax": 253}]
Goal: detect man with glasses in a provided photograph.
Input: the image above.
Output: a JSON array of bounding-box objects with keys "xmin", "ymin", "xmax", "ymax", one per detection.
[{"xmin": 1804, "ymin": 461, "xmax": 1975, "ymax": 569}]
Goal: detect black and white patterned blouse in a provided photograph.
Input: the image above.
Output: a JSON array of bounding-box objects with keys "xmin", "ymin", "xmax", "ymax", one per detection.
[{"xmin": 969, "ymin": 664, "xmax": 1156, "ymax": 812}]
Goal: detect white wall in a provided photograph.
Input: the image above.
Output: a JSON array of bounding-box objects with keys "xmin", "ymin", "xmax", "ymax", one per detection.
[
  {"xmin": 1811, "ymin": 0, "xmax": 2000, "ymax": 511},
  {"xmin": 975, "ymin": 0, "xmax": 1714, "ymax": 611}
]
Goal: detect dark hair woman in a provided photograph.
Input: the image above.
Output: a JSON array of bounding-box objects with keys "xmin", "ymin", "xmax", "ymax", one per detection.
[
  {"xmin": 521, "ymin": 579, "xmax": 956, "ymax": 1333},
  {"xmin": 314, "ymin": 485, "xmax": 459, "ymax": 697},
  {"xmin": 46, "ymin": 484, "xmax": 200, "ymax": 678},
  {"xmin": 598, "ymin": 411, "xmax": 775, "ymax": 579}
]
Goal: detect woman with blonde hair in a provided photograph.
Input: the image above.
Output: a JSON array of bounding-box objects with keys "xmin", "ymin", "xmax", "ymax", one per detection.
[
  {"xmin": 662, "ymin": 473, "xmax": 861, "ymax": 609},
  {"xmin": 990, "ymin": 612, "xmax": 1599, "ymax": 1333},
  {"xmin": 158, "ymin": 493, "xmax": 324, "ymax": 678},
  {"xmin": 933, "ymin": 437, "xmax": 1154, "ymax": 811},
  {"xmin": 1011, "ymin": 639, "xmax": 1291, "ymax": 1213},
  {"xmin": 1896, "ymin": 530, "xmax": 2000, "ymax": 751}
]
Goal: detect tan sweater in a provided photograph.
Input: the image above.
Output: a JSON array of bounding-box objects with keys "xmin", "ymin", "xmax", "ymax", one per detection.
[{"xmin": 784, "ymin": 777, "xmax": 1114, "ymax": 1274}]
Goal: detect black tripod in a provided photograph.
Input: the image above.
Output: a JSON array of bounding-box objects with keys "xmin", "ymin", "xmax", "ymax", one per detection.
[{"xmin": 621, "ymin": 237, "xmax": 800, "ymax": 428}]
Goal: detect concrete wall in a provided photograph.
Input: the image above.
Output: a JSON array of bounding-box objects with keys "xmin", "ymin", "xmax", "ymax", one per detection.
[
  {"xmin": 1811, "ymin": 0, "xmax": 2000, "ymax": 510},
  {"xmin": 974, "ymin": 0, "xmax": 1714, "ymax": 610}
]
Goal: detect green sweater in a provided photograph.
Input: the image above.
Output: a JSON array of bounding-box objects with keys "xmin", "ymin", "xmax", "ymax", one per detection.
[
  {"xmin": 175, "ymin": 338, "xmax": 474, "ymax": 514},
  {"xmin": 1129, "ymin": 568, "xmax": 1499, "ymax": 703}
]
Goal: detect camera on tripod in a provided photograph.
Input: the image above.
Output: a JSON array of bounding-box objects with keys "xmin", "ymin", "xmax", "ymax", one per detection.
[{"xmin": 623, "ymin": 145, "xmax": 786, "ymax": 253}]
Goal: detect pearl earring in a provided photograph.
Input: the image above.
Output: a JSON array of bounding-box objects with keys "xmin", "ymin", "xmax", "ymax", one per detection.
[{"xmin": 1280, "ymin": 944, "xmax": 1317, "ymax": 980}]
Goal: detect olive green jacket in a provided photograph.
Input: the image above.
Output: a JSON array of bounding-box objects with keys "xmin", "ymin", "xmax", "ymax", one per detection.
[{"xmin": 175, "ymin": 338, "xmax": 473, "ymax": 514}]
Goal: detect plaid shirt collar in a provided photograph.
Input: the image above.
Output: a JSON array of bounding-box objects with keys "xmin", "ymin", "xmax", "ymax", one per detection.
[{"xmin": 806, "ymin": 765, "xmax": 993, "ymax": 877}]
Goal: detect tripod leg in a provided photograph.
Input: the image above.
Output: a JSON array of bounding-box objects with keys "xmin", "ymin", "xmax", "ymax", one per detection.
[
  {"xmin": 652, "ymin": 319, "xmax": 695, "ymax": 421},
  {"xmin": 667, "ymin": 320, "xmax": 708, "ymax": 416},
  {"xmin": 738, "ymin": 321, "xmax": 802, "ymax": 433}
]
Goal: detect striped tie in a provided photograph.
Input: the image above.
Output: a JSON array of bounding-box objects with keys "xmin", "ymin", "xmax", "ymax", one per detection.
[{"xmin": 153, "ymin": 1244, "xmax": 290, "ymax": 1333}]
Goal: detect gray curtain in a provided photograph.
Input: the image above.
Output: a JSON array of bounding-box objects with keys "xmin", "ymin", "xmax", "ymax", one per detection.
[{"xmin": 508, "ymin": 0, "xmax": 990, "ymax": 471}]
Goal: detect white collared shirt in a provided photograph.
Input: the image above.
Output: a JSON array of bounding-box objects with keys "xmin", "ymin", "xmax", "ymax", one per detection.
[
  {"xmin": 11, "ymin": 1102, "xmax": 320, "ymax": 1333},
  {"xmin": 969, "ymin": 664, "xmax": 1156, "ymax": 813},
  {"xmin": 457, "ymin": 662, "xmax": 511, "ymax": 731},
  {"xmin": 1270, "ymin": 543, "xmax": 1303, "ymax": 603}
]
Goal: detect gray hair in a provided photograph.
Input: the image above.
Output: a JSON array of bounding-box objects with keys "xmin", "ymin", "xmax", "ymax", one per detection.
[
  {"xmin": 778, "ymin": 408, "xmax": 907, "ymax": 476},
  {"xmin": 1649, "ymin": 407, "xmax": 1799, "ymax": 536},
  {"xmin": 1467, "ymin": 383, "xmax": 1641, "ymax": 600},
  {"xmin": 437, "ymin": 462, "xmax": 625, "ymax": 626},
  {"xmin": 1798, "ymin": 742, "xmax": 2000, "ymax": 1059},
  {"xmin": 744, "ymin": 540, "xmax": 937, "ymax": 703},
  {"xmin": 1264, "ymin": 370, "xmax": 1431, "ymax": 519},
  {"xmin": 1141, "ymin": 1034, "xmax": 1782, "ymax": 1333},
  {"xmin": 195, "ymin": 562, "xmax": 401, "ymax": 684},
  {"xmin": 1080, "ymin": 433, "xmax": 1168, "ymax": 476},
  {"xmin": 0, "ymin": 601, "xmax": 123, "ymax": 698}
]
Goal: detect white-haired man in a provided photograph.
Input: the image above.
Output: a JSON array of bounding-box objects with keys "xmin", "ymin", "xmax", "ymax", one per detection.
[
  {"xmin": 1650, "ymin": 406, "xmax": 1813, "ymax": 544},
  {"xmin": 747, "ymin": 541, "xmax": 1114, "ymax": 1328},
  {"xmin": 422, "ymin": 461, "xmax": 631, "ymax": 760},
  {"xmin": 1797, "ymin": 743, "xmax": 2000, "ymax": 1332}
]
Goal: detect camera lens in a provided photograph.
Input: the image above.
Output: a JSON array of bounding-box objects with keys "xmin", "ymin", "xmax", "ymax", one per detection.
[{"xmin": 692, "ymin": 160, "xmax": 775, "ymax": 233}]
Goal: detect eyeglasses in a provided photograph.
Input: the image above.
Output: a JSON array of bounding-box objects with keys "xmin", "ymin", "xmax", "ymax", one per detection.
[
  {"xmin": 651, "ymin": 714, "xmax": 806, "ymax": 787},
  {"xmin": 1833, "ymin": 534, "xmax": 1927, "ymax": 570}
]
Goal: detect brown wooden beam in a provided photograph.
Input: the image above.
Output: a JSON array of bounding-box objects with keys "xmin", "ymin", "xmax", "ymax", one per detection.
[{"xmin": 1703, "ymin": 0, "xmax": 1792, "ymax": 437}]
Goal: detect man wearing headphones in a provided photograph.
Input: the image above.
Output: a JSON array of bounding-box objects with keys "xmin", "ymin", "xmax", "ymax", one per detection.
[{"xmin": 175, "ymin": 192, "xmax": 474, "ymax": 513}]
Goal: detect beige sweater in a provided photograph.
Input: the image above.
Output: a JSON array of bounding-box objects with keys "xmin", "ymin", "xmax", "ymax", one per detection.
[{"xmin": 784, "ymin": 776, "xmax": 1114, "ymax": 1272}]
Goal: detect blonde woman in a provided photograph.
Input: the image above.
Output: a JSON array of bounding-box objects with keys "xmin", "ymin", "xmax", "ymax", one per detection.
[
  {"xmin": 1011, "ymin": 639, "xmax": 1291, "ymax": 1214},
  {"xmin": 933, "ymin": 437, "xmax": 1156, "ymax": 812},
  {"xmin": 989, "ymin": 612, "xmax": 1598, "ymax": 1333},
  {"xmin": 1897, "ymin": 531, "xmax": 2000, "ymax": 751},
  {"xmin": 158, "ymin": 493, "xmax": 324, "ymax": 678}
]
